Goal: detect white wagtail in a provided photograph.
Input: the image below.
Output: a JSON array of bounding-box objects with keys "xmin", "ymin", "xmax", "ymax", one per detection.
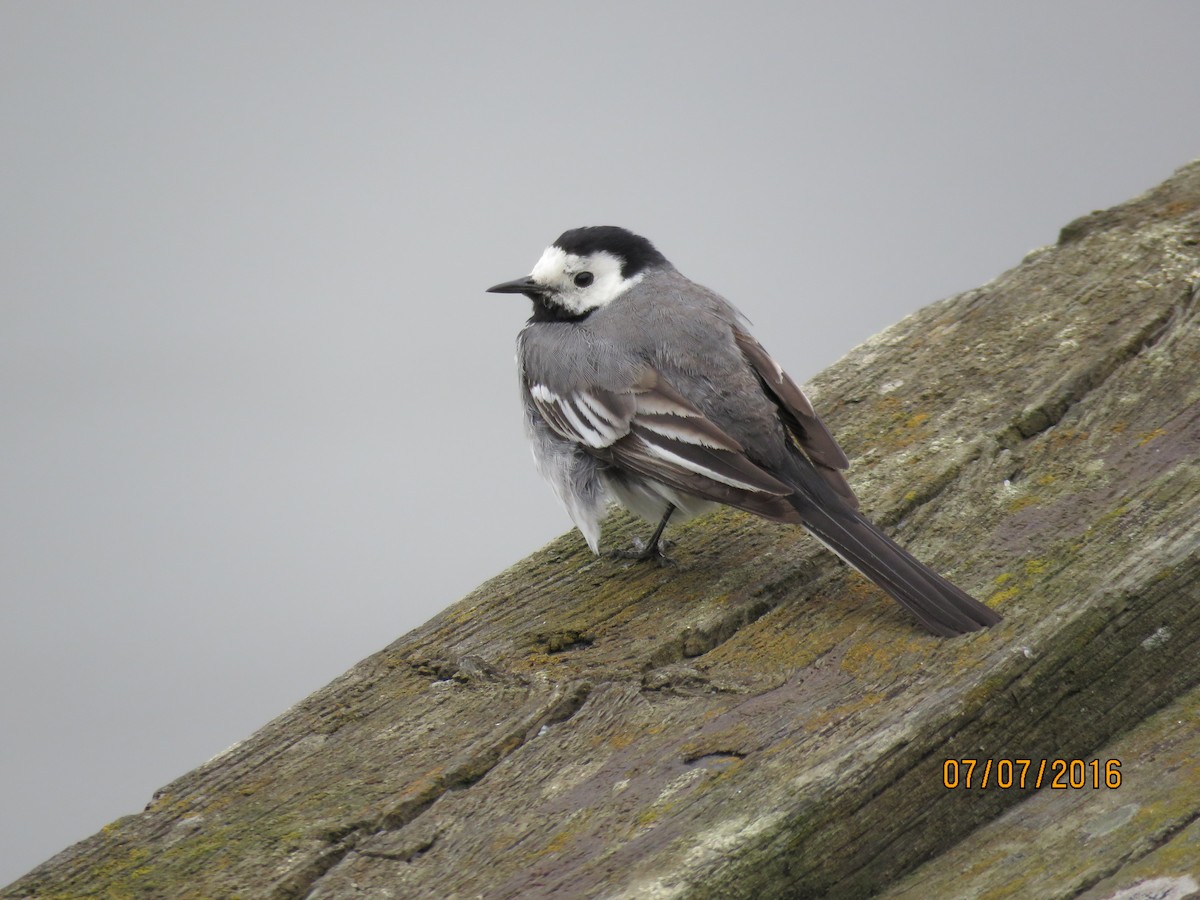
[{"xmin": 488, "ymin": 226, "xmax": 1001, "ymax": 636}]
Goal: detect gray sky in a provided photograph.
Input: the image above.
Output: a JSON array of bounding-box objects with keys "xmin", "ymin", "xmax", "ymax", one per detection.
[{"xmin": 3, "ymin": 1, "xmax": 1199, "ymax": 885}]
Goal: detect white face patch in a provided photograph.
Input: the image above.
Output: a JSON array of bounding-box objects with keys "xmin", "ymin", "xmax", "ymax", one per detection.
[{"xmin": 528, "ymin": 246, "xmax": 644, "ymax": 315}]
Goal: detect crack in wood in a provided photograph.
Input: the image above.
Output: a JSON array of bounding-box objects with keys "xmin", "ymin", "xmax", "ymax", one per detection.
[
  {"xmin": 998, "ymin": 290, "xmax": 1192, "ymax": 451},
  {"xmin": 356, "ymin": 832, "xmax": 439, "ymax": 864},
  {"xmin": 1067, "ymin": 809, "xmax": 1200, "ymax": 897},
  {"xmin": 288, "ymin": 681, "xmax": 595, "ymax": 899}
]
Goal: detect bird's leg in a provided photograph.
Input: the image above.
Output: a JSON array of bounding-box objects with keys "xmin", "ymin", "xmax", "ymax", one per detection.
[{"xmin": 609, "ymin": 504, "xmax": 676, "ymax": 567}]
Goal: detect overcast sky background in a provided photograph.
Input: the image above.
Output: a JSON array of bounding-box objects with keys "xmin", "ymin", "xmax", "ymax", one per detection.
[{"xmin": 3, "ymin": 1, "xmax": 1200, "ymax": 885}]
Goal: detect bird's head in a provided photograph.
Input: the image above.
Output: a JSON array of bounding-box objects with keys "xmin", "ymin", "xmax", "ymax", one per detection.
[{"xmin": 487, "ymin": 226, "xmax": 668, "ymax": 320}]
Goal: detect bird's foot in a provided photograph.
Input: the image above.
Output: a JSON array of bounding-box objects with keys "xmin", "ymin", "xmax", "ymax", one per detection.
[{"xmin": 608, "ymin": 538, "xmax": 677, "ymax": 568}]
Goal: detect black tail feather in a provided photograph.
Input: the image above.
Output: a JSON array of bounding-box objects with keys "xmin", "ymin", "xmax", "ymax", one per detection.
[{"xmin": 797, "ymin": 501, "xmax": 1001, "ymax": 637}]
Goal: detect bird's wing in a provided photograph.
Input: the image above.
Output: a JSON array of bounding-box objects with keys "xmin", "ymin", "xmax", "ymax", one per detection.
[
  {"xmin": 526, "ymin": 367, "xmax": 800, "ymax": 518},
  {"xmin": 732, "ymin": 328, "xmax": 860, "ymax": 508}
]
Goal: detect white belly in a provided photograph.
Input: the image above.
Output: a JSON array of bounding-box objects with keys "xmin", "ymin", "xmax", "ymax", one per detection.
[{"xmin": 602, "ymin": 472, "xmax": 716, "ymax": 525}]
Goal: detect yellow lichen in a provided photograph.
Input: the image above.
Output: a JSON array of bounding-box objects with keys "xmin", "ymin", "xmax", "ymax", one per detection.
[
  {"xmin": 987, "ymin": 586, "xmax": 1020, "ymax": 606},
  {"xmin": 1137, "ymin": 427, "xmax": 1167, "ymax": 446},
  {"xmin": 1006, "ymin": 495, "xmax": 1040, "ymax": 513}
]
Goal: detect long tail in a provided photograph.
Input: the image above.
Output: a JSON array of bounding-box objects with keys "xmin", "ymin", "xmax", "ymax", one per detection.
[{"xmin": 796, "ymin": 499, "xmax": 1001, "ymax": 637}]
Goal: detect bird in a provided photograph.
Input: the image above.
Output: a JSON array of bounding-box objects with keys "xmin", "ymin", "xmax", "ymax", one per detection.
[{"xmin": 487, "ymin": 226, "xmax": 1001, "ymax": 637}]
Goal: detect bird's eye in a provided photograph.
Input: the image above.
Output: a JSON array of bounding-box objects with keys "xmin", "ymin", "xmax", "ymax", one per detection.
[{"xmin": 573, "ymin": 271, "xmax": 594, "ymax": 287}]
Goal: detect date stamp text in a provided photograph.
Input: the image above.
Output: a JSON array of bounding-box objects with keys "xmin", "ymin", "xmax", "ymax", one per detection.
[{"xmin": 943, "ymin": 758, "xmax": 1122, "ymax": 789}]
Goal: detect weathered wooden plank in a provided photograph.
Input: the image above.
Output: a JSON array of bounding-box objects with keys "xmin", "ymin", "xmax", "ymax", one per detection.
[
  {"xmin": 883, "ymin": 682, "xmax": 1200, "ymax": 899},
  {"xmin": 6, "ymin": 160, "xmax": 1199, "ymax": 900}
]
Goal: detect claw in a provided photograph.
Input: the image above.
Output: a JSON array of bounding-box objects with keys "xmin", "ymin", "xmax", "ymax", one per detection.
[
  {"xmin": 608, "ymin": 544, "xmax": 677, "ymax": 567},
  {"xmin": 607, "ymin": 504, "xmax": 678, "ymax": 567}
]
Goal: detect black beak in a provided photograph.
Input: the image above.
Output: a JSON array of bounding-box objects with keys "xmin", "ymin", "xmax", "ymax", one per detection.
[{"xmin": 486, "ymin": 276, "xmax": 544, "ymax": 297}]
